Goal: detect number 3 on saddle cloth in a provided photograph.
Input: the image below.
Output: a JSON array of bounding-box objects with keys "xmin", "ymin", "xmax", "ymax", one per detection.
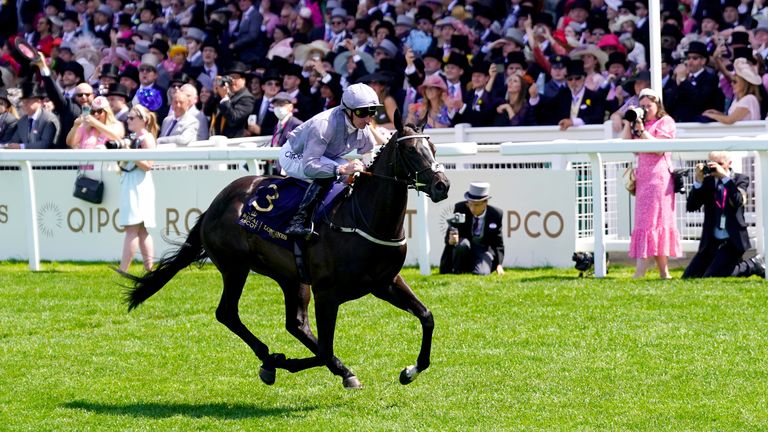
[{"xmin": 237, "ymin": 177, "xmax": 347, "ymax": 249}]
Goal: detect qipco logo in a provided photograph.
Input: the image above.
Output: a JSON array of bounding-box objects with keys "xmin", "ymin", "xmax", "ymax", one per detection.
[{"xmin": 507, "ymin": 210, "xmax": 564, "ymax": 239}]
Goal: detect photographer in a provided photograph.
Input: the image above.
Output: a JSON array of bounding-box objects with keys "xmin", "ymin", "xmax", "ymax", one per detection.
[
  {"xmin": 439, "ymin": 182, "xmax": 505, "ymax": 276},
  {"xmin": 66, "ymin": 96, "xmax": 124, "ymax": 150},
  {"xmin": 682, "ymin": 151, "xmax": 765, "ymax": 278},
  {"xmin": 118, "ymin": 104, "xmax": 158, "ymax": 274},
  {"xmin": 621, "ymin": 88, "xmax": 681, "ymax": 279},
  {"xmin": 207, "ymin": 61, "xmax": 256, "ymax": 138}
]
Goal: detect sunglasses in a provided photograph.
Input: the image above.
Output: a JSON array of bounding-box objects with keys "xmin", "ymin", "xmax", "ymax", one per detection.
[
  {"xmin": 75, "ymin": 93, "xmax": 92, "ymax": 97},
  {"xmin": 92, "ymin": 108, "xmax": 105, "ymax": 115},
  {"xmin": 332, "ymin": 20, "xmax": 345, "ymax": 25},
  {"xmin": 352, "ymin": 107, "xmax": 378, "ymax": 118}
]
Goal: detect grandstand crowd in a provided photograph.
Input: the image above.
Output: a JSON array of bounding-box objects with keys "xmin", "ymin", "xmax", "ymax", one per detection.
[{"xmin": 1, "ymin": 0, "xmax": 768, "ymax": 147}]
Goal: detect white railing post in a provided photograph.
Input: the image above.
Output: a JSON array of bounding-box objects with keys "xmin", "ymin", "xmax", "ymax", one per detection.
[
  {"xmin": 454, "ymin": 123, "xmax": 468, "ymax": 142},
  {"xmin": 20, "ymin": 161, "xmax": 41, "ymax": 271},
  {"xmin": 414, "ymin": 192, "xmax": 431, "ymax": 275},
  {"xmin": 589, "ymin": 152, "xmax": 607, "ymax": 277}
]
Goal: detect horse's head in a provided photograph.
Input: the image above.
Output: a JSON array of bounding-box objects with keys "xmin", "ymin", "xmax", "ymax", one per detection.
[{"xmin": 370, "ymin": 109, "xmax": 450, "ymax": 202}]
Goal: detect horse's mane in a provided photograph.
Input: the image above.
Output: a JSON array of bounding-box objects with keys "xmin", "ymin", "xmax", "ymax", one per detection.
[{"xmin": 366, "ymin": 124, "xmax": 420, "ymax": 172}]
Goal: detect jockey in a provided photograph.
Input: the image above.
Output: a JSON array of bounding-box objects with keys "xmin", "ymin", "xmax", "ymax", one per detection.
[{"xmin": 281, "ymin": 83, "xmax": 388, "ymax": 239}]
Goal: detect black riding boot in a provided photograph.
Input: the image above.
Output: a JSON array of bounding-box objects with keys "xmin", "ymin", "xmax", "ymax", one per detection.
[{"xmin": 285, "ymin": 178, "xmax": 333, "ymax": 239}]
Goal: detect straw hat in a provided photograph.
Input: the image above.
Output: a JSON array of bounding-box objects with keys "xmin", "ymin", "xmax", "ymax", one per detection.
[
  {"xmin": 293, "ymin": 40, "xmax": 330, "ymax": 65},
  {"xmin": 569, "ymin": 44, "xmax": 608, "ymax": 69}
]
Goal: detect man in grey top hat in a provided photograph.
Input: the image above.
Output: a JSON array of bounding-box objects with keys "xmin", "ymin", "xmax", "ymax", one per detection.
[
  {"xmin": 440, "ymin": 182, "xmax": 505, "ymax": 275},
  {"xmin": 281, "ymin": 83, "xmax": 388, "ymax": 239}
]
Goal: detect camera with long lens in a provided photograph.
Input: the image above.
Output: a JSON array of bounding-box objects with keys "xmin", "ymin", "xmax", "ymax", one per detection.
[
  {"xmin": 105, "ymin": 135, "xmax": 140, "ymax": 150},
  {"xmin": 216, "ymin": 76, "xmax": 232, "ymax": 87},
  {"xmin": 446, "ymin": 212, "xmax": 466, "ymax": 225},
  {"xmin": 623, "ymin": 106, "xmax": 645, "ymax": 123}
]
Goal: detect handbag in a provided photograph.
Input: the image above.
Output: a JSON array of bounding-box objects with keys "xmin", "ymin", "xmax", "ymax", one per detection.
[
  {"xmin": 623, "ymin": 166, "xmax": 636, "ymax": 196},
  {"xmin": 73, "ymin": 165, "xmax": 104, "ymax": 204},
  {"xmin": 666, "ymin": 154, "xmax": 687, "ymax": 195}
]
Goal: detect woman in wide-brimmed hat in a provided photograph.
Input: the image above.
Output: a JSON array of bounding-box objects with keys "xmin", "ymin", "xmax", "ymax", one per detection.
[
  {"xmin": 405, "ymin": 74, "xmax": 452, "ymax": 128},
  {"xmin": 569, "ymin": 44, "xmax": 608, "ymax": 91},
  {"xmin": 702, "ymin": 58, "xmax": 762, "ymax": 123}
]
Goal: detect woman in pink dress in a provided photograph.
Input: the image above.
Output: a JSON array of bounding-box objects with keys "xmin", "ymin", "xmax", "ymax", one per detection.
[{"xmin": 622, "ymin": 88, "xmax": 681, "ymax": 279}]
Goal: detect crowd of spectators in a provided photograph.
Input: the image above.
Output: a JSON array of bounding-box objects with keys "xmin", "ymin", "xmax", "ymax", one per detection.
[{"xmin": 1, "ymin": 0, "xmax": 768, "ymax": 148}]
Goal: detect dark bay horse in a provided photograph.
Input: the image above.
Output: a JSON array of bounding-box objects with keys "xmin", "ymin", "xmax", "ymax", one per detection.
[{"xmin": 122, "ymin": 116, "xmax": 450, "ymax": 388}]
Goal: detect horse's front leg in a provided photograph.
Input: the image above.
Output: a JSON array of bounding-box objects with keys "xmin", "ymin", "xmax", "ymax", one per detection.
[
  {"xmin": 314, "ymin": 292, "xmax": 362, "ymax": 389},
  {"xmin": 372, "ymin": 274, "xmax": 434, "ymax": 385}
]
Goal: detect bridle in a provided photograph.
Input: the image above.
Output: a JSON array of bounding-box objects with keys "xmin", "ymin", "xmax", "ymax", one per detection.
[{"xmin": 364, "ymin": 133, "xmax": 444, "ymax": 190}]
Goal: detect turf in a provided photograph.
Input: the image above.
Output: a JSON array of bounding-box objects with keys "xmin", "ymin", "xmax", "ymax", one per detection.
[{"xmin": 0, "ymin": 262, "xmax": 767, "ymax": 431}]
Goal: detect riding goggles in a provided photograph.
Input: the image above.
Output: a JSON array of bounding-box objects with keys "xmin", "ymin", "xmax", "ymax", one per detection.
[{"xmin": 351, "ymin": 106, "xmax": 378, "ymax": 118}]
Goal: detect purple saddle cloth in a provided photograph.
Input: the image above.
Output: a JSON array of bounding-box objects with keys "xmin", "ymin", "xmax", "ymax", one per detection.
[{"xmin": 237, "ymin": 177, "xmax": 347, "ymax": 249}]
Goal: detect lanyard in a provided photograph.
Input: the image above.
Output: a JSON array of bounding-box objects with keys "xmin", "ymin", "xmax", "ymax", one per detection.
[{"xmin": 715, "ymin": 181, "xmax": 727, "ymax": 210}]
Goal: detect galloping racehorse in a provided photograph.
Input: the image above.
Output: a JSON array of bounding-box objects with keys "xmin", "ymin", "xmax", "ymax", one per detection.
[{"xmin": 122, "ymin": 114, "xmax": 450, "ymax": 388}]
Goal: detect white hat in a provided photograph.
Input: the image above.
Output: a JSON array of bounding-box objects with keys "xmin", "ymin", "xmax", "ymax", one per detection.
[
  {"xmin": 341, "ymin": 83, "xmax": 381, "ymax": 110},
  {"xmin": 638, "ymin": 88, "xmax": 662, "ymax": 101},
  {"xmin": 733, "ymin": 57, "xmax": 762, "ymax": 85}
]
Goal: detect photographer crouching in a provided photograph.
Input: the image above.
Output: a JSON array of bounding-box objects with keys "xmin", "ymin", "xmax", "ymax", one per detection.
[
  {"xmin": 439, "ymin": 182, "xmax": 505, "ymax": 276},
  {"xmin": 621, "ymin": 88, "xmax": 682, "ymax": 279},
  {"xmin": 682, "ymin": 151, "xmax": 765, "ymax": 278}
]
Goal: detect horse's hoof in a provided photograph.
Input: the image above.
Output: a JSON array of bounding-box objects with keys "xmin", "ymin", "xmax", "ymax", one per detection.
[
  {"xmin": 342, "ymin": 375, "xmax": 363, "ymax": 389},
  {"xmin": 399, "ymin": 365, "xmax": 420, "ymax": 385},
  {"xmin": 259, "ymin": 366, "xmax": 276, "ymax": 386}
]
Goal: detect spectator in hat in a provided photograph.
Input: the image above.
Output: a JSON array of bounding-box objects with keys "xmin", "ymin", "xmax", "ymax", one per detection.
[
  {"xmin": 442, "ymin": 52, "xmax": 468, "ymax": 113},
  {"xmin": 98, "ymin": 64, "xmax": 121, "ymax": 87},
  {"xmin": 670, "ymin": 40, "xmax": 724, "ymax": 122},
  {"xmin": 405, "ymin": 74, "xmax": 452, "ymax": 129},
  {"xmin": 32, "ymin": 53, "xmax": 91, "ymax": 149},
  {"xmin": 493, "ymin": 73, "xmax": 538, "ymax": 126},
  {"xmin": 452, "ymin": 60, "xmax": 496, "ymax": 127},
  {"xmin": 60, "ymin": 10, "xmax": 83, "ymax": 43},
  {"xmin": 4, "ymin": 82, "xmax": 60, "ymax": 150},
  {"xmin": 185, "ymin": 27, "xmax": 206, "ymax": 68},
  {"xmin": 702, "ymin": 58, "xmax": 762, "ymax": 123},
  {"xmin": 550, "ymin": 59, "xmax": 607, "ymax": 129},
  {"xmin": 0, "ymin": 89, "xmax": 20, "ymax": 143},
  {"xmin": 194, "ymin": 41, "xmax": 220, "ymax": 90},
  {"xmin": 318, "ymin": 71, "xmax": 343, "ymax": 111},
  {"xmin": 429, "ymin": 16, "xmax": 458, "ymax": 60},
  {"xmin": 753, "ymin": 19, "xmax": 768, "ymax": 60},
  {"xmin": 119, "ymin": 65, "xmax": 140, "ymax": 100},
  {"xmin": 92, "ymin": 5, "xmax": 114, "ymax": 46},
  {"xmin": 134, "ymin": 53, "xmax": 169, "ymax": 120},
  {"xmin": 66, "ymin": 95, "xmax": 124, "ymax": 150},
  {"xmin": 281, "ymin": 62, "xmax": 313, "ymax": 120},
  {"xmin": 569, "ymin": 44, "xmax": 608, "ymax": 92},
  {"xmin": 208, "ymin": 61, "xmax": 256, "ymax": 137},
  {"xmin": 247, "ymin": 68, "xmax": 282, "ymax": 137},
  {"xmin": 106, "ymin": 83, "xmax": 132, "ymax": 124},
  {"xmin": 439, "ymin": 182, "xmax": 505, "ymax": 276},
  {"xmin": 157, "ymin": 83, "xmax": 208, "ymax": 146},
  {"xmin": 57, "ymin": 60, "xmax": 85, "ymax": 98},
  {"xmin": 161, "ymin": 44, "xmax": 188, "ymax": 77},
  {"xmin": 230, "ymin": 0, "xmax": 266, "ymax": 64},
  {"xmin": 264, "ymin": 91, "xmax": 302, "ymax": 174}
]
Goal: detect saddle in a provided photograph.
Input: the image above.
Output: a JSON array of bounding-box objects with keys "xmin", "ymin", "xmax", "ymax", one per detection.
[{"xmin": 237, "ymin": 177, "xmax": 348, "ymax": 250}]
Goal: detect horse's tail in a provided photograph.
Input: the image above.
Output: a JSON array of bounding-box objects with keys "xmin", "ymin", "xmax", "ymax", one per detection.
[{"xmin": 122, "ymin": 212, "xmax": 208, "ymax": 311}]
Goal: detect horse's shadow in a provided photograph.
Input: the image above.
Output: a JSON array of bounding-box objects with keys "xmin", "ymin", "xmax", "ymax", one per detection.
[{"xmin": 62, "ymin": 399, "xmax": 319, "ymax": 419}]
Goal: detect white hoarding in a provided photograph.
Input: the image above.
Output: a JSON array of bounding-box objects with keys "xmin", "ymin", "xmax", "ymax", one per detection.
[{"xmin": 0, "ymin": 168, "xmax": 575, "ymax": 267}]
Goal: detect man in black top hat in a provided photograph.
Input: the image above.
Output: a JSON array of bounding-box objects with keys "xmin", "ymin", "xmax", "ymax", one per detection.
[
  {"xmin": 669, "ymin": 40, "xmax": 724, "ymax": 122},
  {"xmin": 4, "ymin": 82, "xmax": 60, "ymax": 150},
  {"xmin": 282, "ymin": 63, "xmax": 314, "ymax": 120},
  {"xmin": 57, "ymin": 61, "xmax": 85, "ymax": 98},
  {"xmin": 453, "ymin": 60, "xmax": 495, "ymax": 127},
  {"xmin": 247, "ymin": 68, "xmax": 282, "ymax": 137},
  {"xmin": 550, "ymin": 59, "xmax": 607, "ymax": 129},
  {"xmin": 440, "ymin": 182, "xmax": 505, "ymax": 275},
  {"xmin": 106, "ymin": 83, "xmax": 132, "ymax": 124},
  {"xmin": 207, "ymin": 61, "xmax": 256, "ymax": 137}
]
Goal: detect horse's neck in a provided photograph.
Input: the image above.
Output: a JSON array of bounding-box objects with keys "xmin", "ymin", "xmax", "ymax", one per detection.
[{"xmin": 346, "ymin": 171, "xmax": 409, "ymax": 239}]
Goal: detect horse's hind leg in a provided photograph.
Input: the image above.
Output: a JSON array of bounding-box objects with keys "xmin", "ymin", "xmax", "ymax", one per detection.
[
  {"xmin": 372, "ymin": 274, "xmax": 434, "ymax": 385},
  {"xmin": 214, "ymin": 266, "xmax": 275, "ymax": 384}
]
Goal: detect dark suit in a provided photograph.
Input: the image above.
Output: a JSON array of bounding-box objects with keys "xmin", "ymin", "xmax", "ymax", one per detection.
[
  {"xmin": 683, "ymin": 172, "xmax": 752, "ymax": 278},
  {"xmin": 670, "ymin": 68, "xmax": 724, "ymax": 123},
  {"xmin": 233, "ymin": 7, "xmax": 265, "ymax": 64},
  {"xmin": 41, "ymin": 74, "xmax": 82, "ymax": 149},
  {"xmin": 550, "ymin": 86, "xmax": 607, "ymax": 126},
  {"xmin": 439, "ymin": 201, "xmax": 505, "ymax": 275},
  {"xmin": 0, "ymin": 112, "xmax": 19, "ymax": 143},
  {"xmin": 208, "ymin": 87, "xmax": 256, "ymax": 137},
  {"xmin": 453, "ymin": 89, "xmax": 495, "ymax": 127},
  {"xmin": 9, "ymin": 109, "xmax": 60, "ymax": 149}
]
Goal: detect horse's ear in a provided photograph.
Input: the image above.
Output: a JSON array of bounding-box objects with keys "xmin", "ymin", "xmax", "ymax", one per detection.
[
  {"xmin": 416, "ymin": 113, "xmax": 427, "ymax": 132},
  {"xmin": 394, "ymin": 108, "xmax": 403, "ymax": 135}
]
